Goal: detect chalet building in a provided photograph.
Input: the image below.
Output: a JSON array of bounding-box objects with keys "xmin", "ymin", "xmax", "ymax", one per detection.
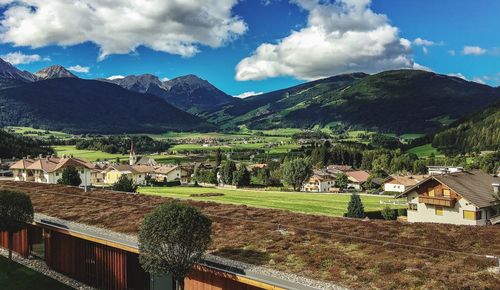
[
  {"xmin": 383, "ymin": 175, "xmax": 427, "ymax": 193},
  {"xmin": 0, "ymin": 181, "xmax": 320, "ymax": 290},
  {"xmin": 10, "ymin": 156, "xmax": 94, "ymax": 186},
  {"xmin": 427, "ymin": 166, "xmax": 464, "ymax": 175},
  {"xmin": 302, "ymin": 172, "xmax": 335, "ymax": 192},
  {"xmin": 345, "ymin": 170, "xmax": 370, "ymax": 191},
  {"xmin": 154, "ymin": 165, "xmax": 181, "ymax": 183},
  {"xmin": 397, "ymin": 170, "xmax": 500, "ymax": 225},
  {"xmin": 103, "ymin": 164, "xmax": 156, "ymax": 185}
]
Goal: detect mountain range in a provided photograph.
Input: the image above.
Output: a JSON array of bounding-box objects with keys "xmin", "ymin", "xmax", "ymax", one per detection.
[{"xmin": 0, "ymin": 58, "xmax": 498, "ymax": 135}]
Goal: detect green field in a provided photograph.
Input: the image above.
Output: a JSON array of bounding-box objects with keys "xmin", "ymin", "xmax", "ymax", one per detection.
[
  {"xmin": 407, "ymin": 143, "xmax": 442, "ymax": 158},
  {"xmin": 5, "ymin": 126, "xmax": 72, "ymax": 139},
  {"xmin": 139, "ymin": 186, "xmax": 403, "ymax": 216},
  {"xmin": 0, "ymin": 256, "xmax": 72, "ymax": 290}
]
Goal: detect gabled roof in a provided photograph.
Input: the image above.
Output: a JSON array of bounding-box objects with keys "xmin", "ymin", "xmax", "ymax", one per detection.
[
  {"xmin": 398, "ymin": 170, "xmax": 499, "ymax": 208},
  {"xmin": 105, "ymin": 164, "xmax": 139, "ymax": 174},
  {"xmin": 9, "ymin": 158, "xmax": 35, "ymax": 170},
  {"xmin": 26, "ymin": 157, "xmax": 60, "ymax": 172},
  {"xmin": 131, "ymin": 165, "xmax": 156, "ymax": 173},
  {"xmin": 155, "ymin": 165, "xmax": 179, "ymax": 175},
  {"xmin": 385, "ymin": 175, "xmax": 427, "ymax": 186},
  {"xmin": 346, "ymin": 170, "xmax": 370, "ymax": 183},
  {"xmin": 52, "ymin": 157, "xmax": 94, "ymax": 172}
]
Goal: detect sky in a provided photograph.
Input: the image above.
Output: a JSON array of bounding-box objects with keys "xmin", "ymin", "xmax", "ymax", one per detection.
[{"xmin": 0, "ymin": 0, "xmax": 499, "ymax": 97}]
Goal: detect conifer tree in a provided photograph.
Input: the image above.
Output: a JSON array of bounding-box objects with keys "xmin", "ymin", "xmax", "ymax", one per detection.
[{"xmin": 345, "ymin": 193, "xmax": 365, "ymax": 218}]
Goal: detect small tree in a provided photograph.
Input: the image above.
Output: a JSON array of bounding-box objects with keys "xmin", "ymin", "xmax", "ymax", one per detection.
[
  {"xmin": 335, "ymin": 172, "xmax": 349, "ymax": 189},
  {"xmin": 233, "ymin": 165, "xmax": 251, "ymax": 187},
  {"xmin": 282, "ymin": 157, "xmax": 312, "ymax": 191},
  {"xmin": 381, "ymin": 206, "xmax": 397, "ymax": 220},
  {"xmin": 139, "ymin": 203, "xmax": 212, "ymax": 290},
  {"xmin": 220, "ymin": 161, "xmax": 237, "ymax": 185},
  {"xmin": 215, "ymin": 148, "xmax": 223, "ymax": 167},
  {"xmin": 112, "ymin": 174, "xmax": 137, "ymax": 192},
  {"xmin": 0, "ymin": 190, "xmax": 34, "ymax": 270},
  {"xmin": 345, "ymin": 193, "xmax": 365, "ymax": 218},
  {"xmin": 58, "ymin": 166, "xmax": 82, "ymax": 186}
]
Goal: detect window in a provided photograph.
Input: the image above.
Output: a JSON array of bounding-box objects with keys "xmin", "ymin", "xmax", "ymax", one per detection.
[
  {"xmin": 463, "ymin": 210, "xmax": 481, "ymax": 220},
  {"xmin": 408, "ymin": 203, "xmax": 417, "ymax": 211},
  {"xmin": 81, "ymin": 170, "xmax": 84, "ymax": 174},
  {"xmin": 56, "ymin": 172, "xmax": 59, "ymax": 176},
  {"xmin": 443, "ymin": 189, "xmax": 450, "ymax": 197},
  {"xmin": 435, "ymin": 206, "xmax": 443, "ymax": 216},
  {"xmin": 428, "ymin": 189, "xmax": 435, "ymax": 197}
]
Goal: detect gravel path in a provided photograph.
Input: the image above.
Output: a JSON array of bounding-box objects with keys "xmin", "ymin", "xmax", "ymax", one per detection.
[{"xmin": 0, "ymin": 247, "xmax": 95, "ymax": 290}]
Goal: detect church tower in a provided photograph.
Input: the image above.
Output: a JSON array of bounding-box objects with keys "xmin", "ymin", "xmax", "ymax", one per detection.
[{"xmin": 129, "ymin": 141, "xmax": 137, "ymax": 165}]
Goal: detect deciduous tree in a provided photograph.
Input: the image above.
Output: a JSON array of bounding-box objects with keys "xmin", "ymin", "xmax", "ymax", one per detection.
[
  {"xmin": 58, "ymin": 166, "xmax": 82, "ymax": 186},
  {"xmin": 139, "ymin": 203, "xmax": 212, "ymax": 290},
  {"xmin": 282, "ymin": 157, "xmax": 312, "ymax": 191}
]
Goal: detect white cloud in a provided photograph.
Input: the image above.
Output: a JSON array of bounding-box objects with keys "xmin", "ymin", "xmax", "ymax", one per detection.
[
  {"xmin": 472, "ymin": 77, "xmax": 486, "ymax": 85},
  {"xmin": 161, "ymin": 77, "xmax": 170, "ymax": 82},
  {"xmin": 413, "ymin": 38, "xmax": 442, "ymax": 46},
  {"xmin": 0, "ymin": 0, "xmax": 247, "ymax": 60},
  {"xmin": 107, "ymin": 75, "xmax": 125, "ymax": 80},
  {"xmin": 462, "ymin": 46, "xmax": 486, "ymax": 55},
  {"xmin": 236, "ymin": 0, "xmax": 414, "ymax": 81},
  {"xmin": 448, "ymin": 50, "xmax": 456, "ymax": 56},
  {"xmin": 448, "ymin": 73, "xmax": 468, "ymax": 80},
  {"xmin": 68, "ymin": 65, "xmax": 90, "ymax": 73},
  {"xmin": 1, "ymin": 51, "xmax": 43, "ymax": 65},
  {"xmin": 413, "ymin": 63, "xmax": 432, "ymax": 72},
  {"xmin": 233, "ymin": 91, "xmax": 264, "ymax": 98},
  {"xmin": 422, "ymin": 47, "xmax": 428, "ymax": 55}
]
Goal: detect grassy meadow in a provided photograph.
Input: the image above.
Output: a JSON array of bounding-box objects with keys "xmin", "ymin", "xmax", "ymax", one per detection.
[{"xmin": 138, "ymin": 186, "xmax": 403, "ymax": 216}]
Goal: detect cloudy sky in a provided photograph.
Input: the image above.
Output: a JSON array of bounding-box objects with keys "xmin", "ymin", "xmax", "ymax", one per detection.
[{"xmin": 0, "ymin": 0, "xmax": 499, "ymax": 96}]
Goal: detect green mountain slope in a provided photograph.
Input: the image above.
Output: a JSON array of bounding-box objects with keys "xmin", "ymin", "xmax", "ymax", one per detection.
[
  {"xmin": 0, "ymin": 78, "xmax": 214, "ymax": 134},
  {"xmin": 207, "ymin": 70, "xmax": 500, "ymax": 134},
  {"xmin": 431, "ymin": 100, "xmax": 500, "ymax": 154}
]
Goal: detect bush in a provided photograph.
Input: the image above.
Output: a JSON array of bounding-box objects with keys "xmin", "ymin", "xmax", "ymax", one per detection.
[
  {"xmin": 381, "ymin": 206, "xmax": 397, "ymax": 220},
  {"xmin": 58, "ymin": 166, "xmax": 82, "ymax": 186},
  {"xmin": 397, "ymin": 208, "xmax": 407, "ymax": 217},
  {"xmin": 112, "ymin": 175, "xmax": 137, "ymax": 192}
]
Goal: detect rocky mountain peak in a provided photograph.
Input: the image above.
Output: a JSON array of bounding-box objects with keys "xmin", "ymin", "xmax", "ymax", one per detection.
[{"xmin": 35, "ymin": 65, "xmax": 78, "ymax": 80}]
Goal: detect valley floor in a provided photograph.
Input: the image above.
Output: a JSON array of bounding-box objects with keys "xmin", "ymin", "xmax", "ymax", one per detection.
[{"xmin": 138, "ymin": 186, "xmax": 402, "ymax": 217}]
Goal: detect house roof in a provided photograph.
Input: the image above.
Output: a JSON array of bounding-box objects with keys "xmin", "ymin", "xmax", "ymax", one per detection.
[
  {"xmin": 106, "ymin": 164, "xmax": 139, "ymax": 174},
  {"xmin": 398, "ymin": 170, "xmax": 499, "ymax": 208},
  {"xmin": 9, "ymin": 158, "xmax": 35, "ymax": 169},
  {"xmin": 52, "ymin": 157, "xmax": 94, "ymax": 172},
  {"xmin": 155, "ymin": 165, "xmax": 179, "ymax": 175},
  {"xmin": 131, "ymin": 165, "xmax": 156, "ymax": 173},
  {"xmin": 385, "ymin": 175, "xmax": 427, "ymax": 187},
  {"xmin": 346, "ymin": 170, "xmax": 370, "ymax": 183}
]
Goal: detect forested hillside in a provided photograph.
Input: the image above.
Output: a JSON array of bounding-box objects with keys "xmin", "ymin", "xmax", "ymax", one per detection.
[
  {"xmin": 431, "ymin": 100, "xmax": 500, "ymax": 154},
  {"xmin": 0, "ymin": 129, "xmax": 53, "ymax": 158}
]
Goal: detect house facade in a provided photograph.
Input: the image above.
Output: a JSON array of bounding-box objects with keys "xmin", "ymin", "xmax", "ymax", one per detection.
[
  {"xmin": 154, "ymin": 165, "xmax": 181, "ymax": 182},
  {"xmin": 302, "ymin": 174, "xmax": 335, "ymax": 192},
  {"xmin": 383, "ymin": 175, "xmax": 427, "ymax": 193},
  {"xmin": 398, "ymin": 170, "xmax": 499, "ymax": 225},
  {"xmin": 10, "ymin": 156, "xmax": 93, "ymax": 187},
  {"xmin": 345, "ymin": 170, "xmax": 370, "ymax": 191}
]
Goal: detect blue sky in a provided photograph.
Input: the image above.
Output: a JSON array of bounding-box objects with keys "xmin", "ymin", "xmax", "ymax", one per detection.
[{"xmin": 0, "ymin": 0, "xmax": 499, "ymax": 96}]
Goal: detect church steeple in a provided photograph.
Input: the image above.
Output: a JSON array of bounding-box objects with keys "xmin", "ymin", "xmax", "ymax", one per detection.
[{"xmin": 129, "ymin": 141, "xmax": 137, "ymax": 165}]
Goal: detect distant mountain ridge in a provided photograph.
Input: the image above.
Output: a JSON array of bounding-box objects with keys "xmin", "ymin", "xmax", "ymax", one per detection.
[
  {"xmin": 0, "ymin": 78, "xmax": 214, "ymax": 134},
  {"xmin": 206, "ymin": 70, "xmax": 500, "ymax": 134},
  {"xmin": 35, "ymin": 65, "xmax": 78, "ymax": 80},
  {"xmin": 0, "ymin": 58, "xmax": 36, "ymax": 88},
  {"xmin": 103, "ymin": 74, "xmax": 237, "ymax": 114}
]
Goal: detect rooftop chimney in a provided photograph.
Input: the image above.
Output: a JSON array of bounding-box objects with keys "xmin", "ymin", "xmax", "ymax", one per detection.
[{"xmin": 493, "ymin": 183, "xmax": 499, "ymax": 195}]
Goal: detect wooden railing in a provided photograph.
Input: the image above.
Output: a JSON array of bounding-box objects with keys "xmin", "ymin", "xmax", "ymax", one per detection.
[{"xmin": 419, "ymin": 196, "xmax": 456, "ymax": 207}]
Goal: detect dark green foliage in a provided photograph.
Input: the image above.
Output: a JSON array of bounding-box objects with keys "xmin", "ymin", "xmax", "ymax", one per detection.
[
  {"xmin": 76, "ymin": 136, "xmax": 169, "ymax": 155},
  {"xmin": 431, "ymin": 101, "xmax": 500, "ymax": 154},
  {"xmin": 345, "ymin": 193, "xmax": 365, "ymax": 218},
  {"xmin": 412, "ymin": 159, "xmax": 428, "ymax": 174},
  {"xmin": 0, "ymin": 78, "xmax": 213, "ymax": 134},
  {"xmin": 194, "ymin": 167, "xmax": 218, "ymax": 185},
  {"xmin": 370, "ymin": 134, "xmax": 402, "ymax": 149},
  {"xmin": 311, "ymin": 143, "xmax": 330, "ymax": 167},
  {"xmin": 207, "ymin": 70, "xmax": 499, "ymax": 134},
  {"xmin": 57, "ymin": 166, "xmax": 82, "ymax": 186},
  {"xmin": 0, "ymin": 130, "xmax": 53, "ymax": 158},
  {"xmin": 0, "ymin": 190, "xmax": 33, "ymax": 266},
  {"xmin": 335, "ymin": 173, "xmax": 349, "ymax": 189},
  {"xmin": 282, "ymin": 157, "xmax": 312, "ymax": 191},
  {"xmin": 232, "ymin": 165, "xmax": 251, "ymax": 186},
  {"xmin": 215, "ymin": 148, "xmax": 223, "ymax": 167},
  {"xmin": 381, "ymin": 206, "xmax": 397, "ymax": 220},
  {"xmin": 139, "ymin": 203, "xmax": 211, "ymax": 290},
  {"xmin": 291, "ymin": 130, "xmax": 330, "ymax": 140},
  {"xmin": 112, "ymin": 175, "xmax": 137, "ymax": 192},
  {"xmin": 220, "ymin": 161, "xmax": 237, "ymax": 185},
  {"xmin": 470, "ymin": 151, "xmax": 500, "ymax": 174}
]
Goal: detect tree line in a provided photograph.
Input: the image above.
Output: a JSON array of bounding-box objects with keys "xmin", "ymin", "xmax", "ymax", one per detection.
[
  {"xmin": 0, "ymin": 129, "xmax": 54, "ymax": 159},
  {"xmin": 75, "ymin": 136, "xmax": 170, "ymax": 155}
]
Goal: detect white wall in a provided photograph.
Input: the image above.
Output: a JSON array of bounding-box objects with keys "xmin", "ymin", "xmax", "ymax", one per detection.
[
  {"xmin": 384, "ymin": 183, "xmax": 406, "ymax": 193},
  {"xmin": 406, "ymin": 191, "xmax": 488, "ymax": 226}
]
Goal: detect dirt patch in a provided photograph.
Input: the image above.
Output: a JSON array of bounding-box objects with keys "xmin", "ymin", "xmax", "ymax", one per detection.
[{"xmin": 189, "ymin": 193, "xmax": 225, "ymax": 197}]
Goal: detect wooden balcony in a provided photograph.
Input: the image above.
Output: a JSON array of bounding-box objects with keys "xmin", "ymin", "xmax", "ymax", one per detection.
[{"xmin": 419, "ymin": 196, "xmax": 456, "ymax": 207}]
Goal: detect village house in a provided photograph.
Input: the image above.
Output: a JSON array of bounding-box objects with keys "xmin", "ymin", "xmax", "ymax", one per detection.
[
  {"xmin": 302, "ymin": 171, "xmax": 335, "ymax": 192},
  {"xmin": 427, "ymin": 165, "xmax": 464, "ymax": 175},
  {"xmin": 345, "ymin": 170, "xmax": 370, "ymax": 191},
  {"xmin": 397, "ymin": 170, "xmax": 500, "ymax": 225},
  {"xmin": 383, "ymin": 175, "xmax": 428, "ymax": 193},
  {"xmin": 10, "ymin": 155, "xmax": 94, "ymax": 186},
  {"xmin": 154, "ymin": 165, "xmax": 181, "ymax": 182},
  {"xmin": 102, "ymin": 164, "xmax": 156, "ymax": 185}
]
